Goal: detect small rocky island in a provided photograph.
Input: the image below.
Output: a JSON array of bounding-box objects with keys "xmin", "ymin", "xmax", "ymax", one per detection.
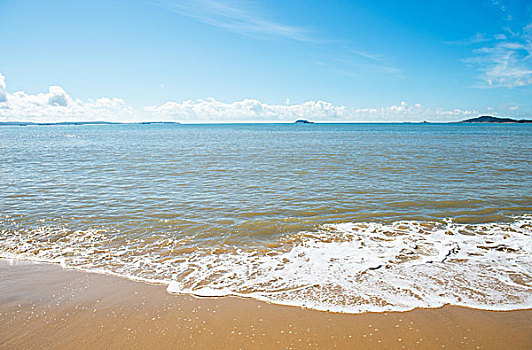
[
  {"xmin": 460, "ymin": 116, "xmax": 531, "ymax": 123},
  {"xmin": 294, "ymin": 119, "xmax": 314, "ymax": 124}
]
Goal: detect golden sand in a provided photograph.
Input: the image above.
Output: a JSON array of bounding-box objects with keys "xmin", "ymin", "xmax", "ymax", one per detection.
[{"xmin": 0, "ymin": 260, "xmax": 530, "ymax": 349}]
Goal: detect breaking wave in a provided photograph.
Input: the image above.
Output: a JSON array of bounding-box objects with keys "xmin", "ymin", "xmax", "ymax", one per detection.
[{"xmin": 1, "ymin": 215, "xmax": 531, "ymax": 313}]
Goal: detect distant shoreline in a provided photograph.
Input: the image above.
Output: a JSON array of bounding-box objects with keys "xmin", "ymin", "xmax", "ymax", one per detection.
[
  {"xmin": 0, "ymin": 116, "xmax": 531, "ymax": 126},
  {"xmin": 0, "ymin": 121, "xmax": 181, "ymax": 126}
]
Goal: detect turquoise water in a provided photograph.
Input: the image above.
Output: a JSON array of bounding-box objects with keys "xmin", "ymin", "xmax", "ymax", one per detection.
[{"xmin": 1, "ymin": 123, "xmax": 531, "ymax": 312}]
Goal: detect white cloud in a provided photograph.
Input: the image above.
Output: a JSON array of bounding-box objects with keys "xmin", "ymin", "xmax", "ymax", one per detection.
[
  {"xmin": 145, "ymin": 98, "xmax": 349, "ymax": 122},
  {"xmin": 145, "ymin": 99, "xmax": 479, "ymax": 123},
  {"xmin": 47, "ymin": 86, "xmax": 71, "ymax": 106},
  {"xmin": 0, "ymin": 74, "xmax": 482, "ymax": 123},
  {"xmin": 0, "ymin": 75, "xmax": 137, "ymax": 123},
  {"xmin": 348, "ymin": 101, "xmax": 478, "ymax": 122},
  {"xmin": 0, "ymin": 74, "xmax": 7, "ymax": 103},
  {"xmin": 449, "ymin": 1, "xmax": 532, "ymax": 88},
  {"xmin": 458, "ymin": 13, "xmax": 532, "ymax": 88},
  {"xmin": 469, "ymin": 34, "xmax": 532, "ymax": 88}
]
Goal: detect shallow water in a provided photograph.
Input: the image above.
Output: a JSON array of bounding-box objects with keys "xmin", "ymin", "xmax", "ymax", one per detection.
[{"xmin": 1, "ymin": 123, "xmax": 531, "ymax": 312}]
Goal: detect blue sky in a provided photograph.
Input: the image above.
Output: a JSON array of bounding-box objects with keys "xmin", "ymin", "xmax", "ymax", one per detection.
[{"xmin": 0, "ymin": 0, "xmax": 531, "ymax": 122}]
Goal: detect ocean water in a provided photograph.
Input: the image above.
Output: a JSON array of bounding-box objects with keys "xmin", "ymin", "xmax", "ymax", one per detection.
[{"xmin": 1, "ymin": 123, "xmax": 531, "ymax": 313}]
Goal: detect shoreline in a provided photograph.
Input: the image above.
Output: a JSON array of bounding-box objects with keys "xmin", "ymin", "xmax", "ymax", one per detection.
[
  {"xmin": 1, "ymin": 120, "xmax": 531, "ymax": 126},
  {"xmin": 2, "ymin": 257, "xmax": 531, "ymax": 315},
  {"xmin": 1, "ymin": 259, "xmax": 531, "ymax": 349}
]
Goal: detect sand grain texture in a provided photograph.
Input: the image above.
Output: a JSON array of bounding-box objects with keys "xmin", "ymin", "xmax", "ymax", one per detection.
[{"xmin": 0, "ymin": 260, "xmax": 531, "ymax": 349}]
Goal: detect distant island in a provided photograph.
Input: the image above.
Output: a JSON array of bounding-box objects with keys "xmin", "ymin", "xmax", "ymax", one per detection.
[
  {"xmin": 0, "ymin": 121, "xmax": 180, "ymax": 126},
  {"xmin": 2, "ymin": 117, "xmax": 531, "ymax": 126},
  {"xmin": 460, "ymin": 116, "xmax": 532, "ymax": 123}
]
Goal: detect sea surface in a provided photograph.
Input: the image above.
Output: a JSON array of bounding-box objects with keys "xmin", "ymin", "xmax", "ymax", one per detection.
[{"xmin": 1, "ymin": 123, "xmax": 531, "ymax": 313}]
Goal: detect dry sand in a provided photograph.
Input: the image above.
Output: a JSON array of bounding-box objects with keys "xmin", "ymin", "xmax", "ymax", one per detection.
[{"xmin": 0, "ymin": 259, "xmax": 530, "ymax": 349}]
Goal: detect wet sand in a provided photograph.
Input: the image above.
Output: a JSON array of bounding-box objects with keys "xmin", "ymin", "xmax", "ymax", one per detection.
[{"xmin": 0, "ymin": 260, "xmax": 530, "ymax": 349}]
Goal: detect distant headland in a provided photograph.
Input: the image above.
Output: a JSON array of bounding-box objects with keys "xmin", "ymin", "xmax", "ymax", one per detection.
[
  {"xmin": 460, "ymin": 116, "xmax": 532, "ymax": 123},
  {"xmin": 294, "ymin": 119, "xmax": 314, "ymax": 124}
]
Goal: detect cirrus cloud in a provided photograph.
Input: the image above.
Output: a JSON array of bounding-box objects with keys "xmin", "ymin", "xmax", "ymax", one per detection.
[{"xmin": 149, "ymin": 0, "xmax": 313, "ymax": 42}]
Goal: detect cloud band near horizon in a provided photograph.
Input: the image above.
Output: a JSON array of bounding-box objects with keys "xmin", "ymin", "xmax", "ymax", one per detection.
[{"xmin": 0, "ymin": 73, "xmax": 497, "ymax": 123}]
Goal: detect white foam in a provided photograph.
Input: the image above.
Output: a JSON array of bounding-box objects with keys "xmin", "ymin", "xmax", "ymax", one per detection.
[{"xmin": 1, "ymin": 215, "xmax": 531, "ymax": 313}]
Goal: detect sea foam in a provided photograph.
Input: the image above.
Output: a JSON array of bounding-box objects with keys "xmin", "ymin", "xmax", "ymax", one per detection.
[{"xmin": 1, "ymin": 215, "xmax": 531, "ymax": 313}]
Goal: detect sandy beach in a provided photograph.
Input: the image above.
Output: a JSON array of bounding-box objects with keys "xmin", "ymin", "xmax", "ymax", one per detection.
[
  {"xmin": 3, "ymin": 0, "xmax": 532, "ymax": 348},
  {"xmin": 0, "ymin": 260, "xmax": 530, "ymax": 349}
]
